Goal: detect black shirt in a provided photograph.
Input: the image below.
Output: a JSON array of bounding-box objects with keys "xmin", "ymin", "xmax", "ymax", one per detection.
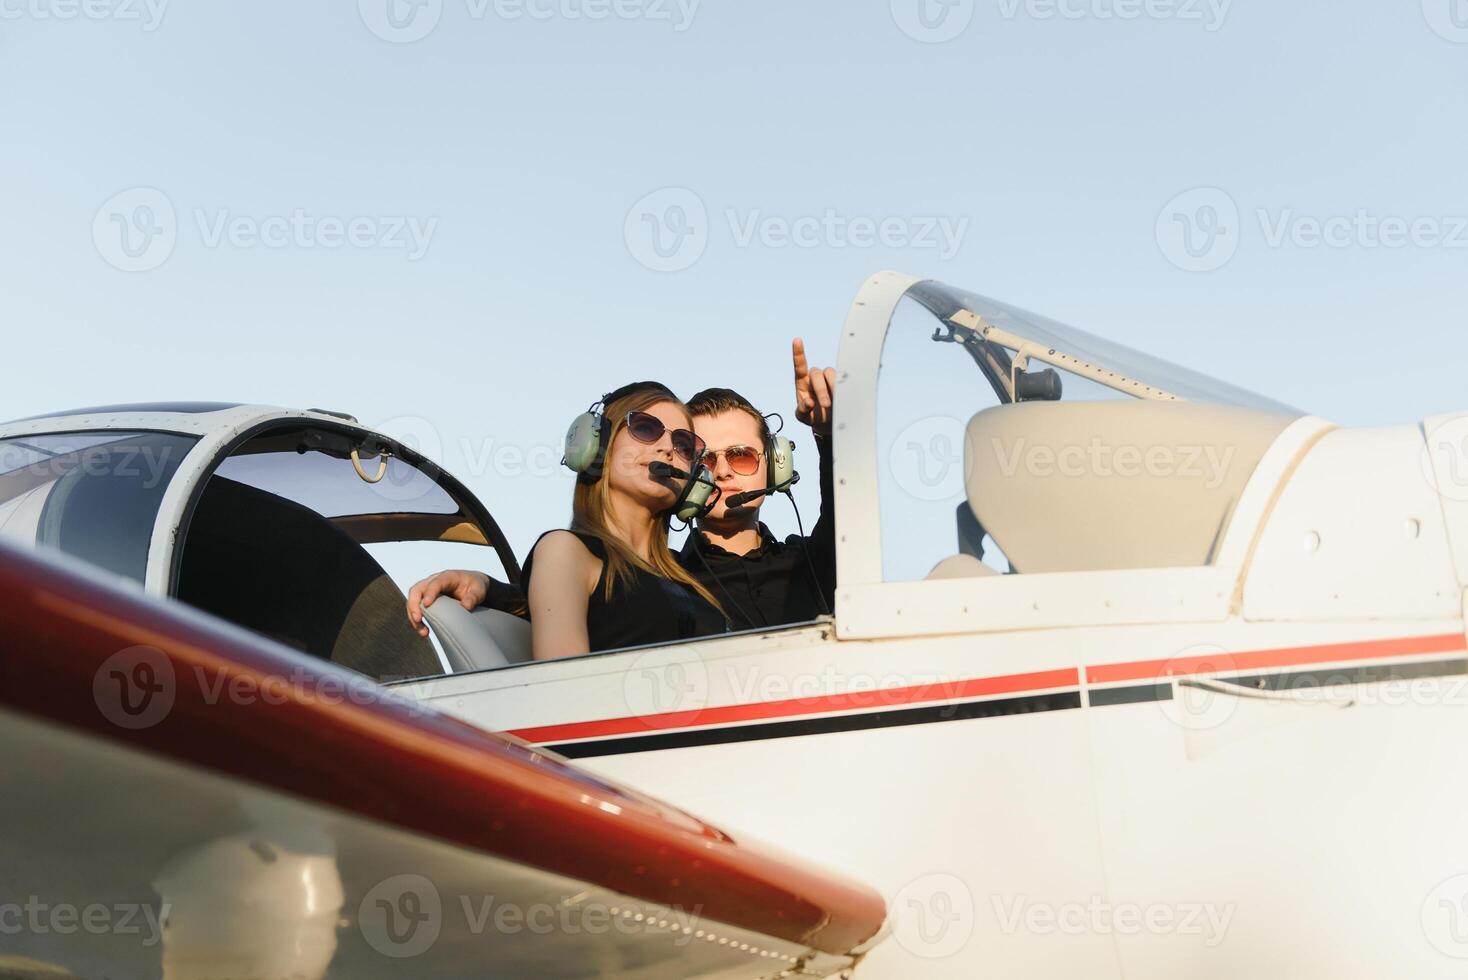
[
  {"xmin": 521, "ymin": 530, "xmax": 727, "ymax": 652},
  {"xmin": 677, "ymin": 432, "xmax": 835, "ymax": 630}
]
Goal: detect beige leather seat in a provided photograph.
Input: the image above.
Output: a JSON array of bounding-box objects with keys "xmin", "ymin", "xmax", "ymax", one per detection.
[
  {"xmin": 927, "ymin": 400, "xmax": 1295, "ymax": 577},
  {"xmin": 423, "ymin": 597, "xmax": 533, "ymax": 671}
]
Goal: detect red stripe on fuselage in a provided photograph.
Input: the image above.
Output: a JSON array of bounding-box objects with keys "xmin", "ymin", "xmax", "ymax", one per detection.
[
  {"xmin": 513, "ymin": 633, "xmax": 1467, "ymax": 746},
  {"xmin": 508, "ymin": 667, "xmax": 1081, "ymax": 744},
  {"xmin": 1085, "ymin": 632, "xmax": 1466, "ymax": 685}
]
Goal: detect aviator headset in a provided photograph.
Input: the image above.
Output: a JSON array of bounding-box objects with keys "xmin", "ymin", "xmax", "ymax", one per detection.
[{"xmin": 561, "ymin": 382, "xmax": 720, "ymax": 523}]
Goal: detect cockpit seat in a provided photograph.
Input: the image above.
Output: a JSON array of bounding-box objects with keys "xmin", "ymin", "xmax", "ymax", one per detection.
[
  {"xmin": 423, "ymin": 598, "xmax": 533, "ymax": 670},
  {"xmin": 927, "ymin": 554, "xmax": 999, "ymax": 580},
  {"xmin": 964, "ymin": 401, "xmax": 1295, "ymax": 573}
]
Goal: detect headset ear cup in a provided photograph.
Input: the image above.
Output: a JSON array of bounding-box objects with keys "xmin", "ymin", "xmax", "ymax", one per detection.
[
  {"xmin": 563, "ymin": 411, "xmax": 606, "ymax": 480},
  {"xmin": 769, "ymin": 435, "xmax": 795, "ymax": 488}
]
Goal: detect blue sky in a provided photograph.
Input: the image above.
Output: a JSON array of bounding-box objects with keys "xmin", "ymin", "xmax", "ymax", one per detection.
[{"xmin": 2, "ymin": 0, "xmax": 1466, "ymax": 563}]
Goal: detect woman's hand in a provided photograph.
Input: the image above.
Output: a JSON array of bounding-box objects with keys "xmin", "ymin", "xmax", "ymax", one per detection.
[
  {"xmin": 406, "ymin": 569, "xmax": 490, "ymax": 637},
  {"xmin": 792, "ymin": 337, "xmax": 836, "ymax": 437}
]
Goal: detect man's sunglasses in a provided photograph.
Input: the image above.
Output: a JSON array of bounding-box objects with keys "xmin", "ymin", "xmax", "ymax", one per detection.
[
  {"xmin": 623, "ymin": 411, "xmax": 706, "ymax": 465},
  {"xmin": 699, "ymin": 445, "xmax": 764, "ymax": 476}
]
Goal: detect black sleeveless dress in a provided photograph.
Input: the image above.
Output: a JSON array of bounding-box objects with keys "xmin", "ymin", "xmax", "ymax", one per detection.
[{"xmin": 521, "ymin": 530, "xmax": 728, "ymax": 652}]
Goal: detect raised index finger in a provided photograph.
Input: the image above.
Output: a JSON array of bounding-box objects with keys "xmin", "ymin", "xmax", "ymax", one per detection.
[{"xmin": 792, "ymin": 337, "xmax": 810, "ymax": 384}]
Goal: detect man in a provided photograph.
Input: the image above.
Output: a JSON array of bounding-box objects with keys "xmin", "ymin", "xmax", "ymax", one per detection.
[{"xmin": 679, "ymin": 339, "xmax": 836, "ymax": 629}]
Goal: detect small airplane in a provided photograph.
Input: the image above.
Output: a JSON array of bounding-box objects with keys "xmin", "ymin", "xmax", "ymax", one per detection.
[{"xmin": 4, "ymin": 269, "xmax": 1468, "ymax": 977}]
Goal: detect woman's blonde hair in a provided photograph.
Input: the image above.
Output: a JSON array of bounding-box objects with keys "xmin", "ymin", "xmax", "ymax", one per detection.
[{"xmin": 571, "ymin": 383, "xmax": 724, "ymax": 614}]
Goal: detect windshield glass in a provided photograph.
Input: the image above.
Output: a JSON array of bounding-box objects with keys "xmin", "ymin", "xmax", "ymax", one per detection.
[
  {"xmin": 0, "ymin": 431, "xmax": 199, "ymax": 584},
  {"xmin": 907, "ymin": 281, "xmax": 1300, "ymax": 415}
]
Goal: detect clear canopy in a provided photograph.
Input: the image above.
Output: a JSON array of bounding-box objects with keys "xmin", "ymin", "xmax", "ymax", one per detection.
[{"xmin": 906, "ymin": 281, "xmax": 1300, "ymax": 416}]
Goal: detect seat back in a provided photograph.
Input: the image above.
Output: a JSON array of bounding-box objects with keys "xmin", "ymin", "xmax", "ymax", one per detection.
[
  {"xmin": 424, "ymin": 598, "xmax": 533, "ymax": 671},
  {"xmin": 965, "ymin": 401, "xmax": 1295, "ymax": 573}
]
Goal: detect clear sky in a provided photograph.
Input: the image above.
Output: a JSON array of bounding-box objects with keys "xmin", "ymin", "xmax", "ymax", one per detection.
[{"xmin": 3, "ymin": 0, "xmax": 1466, "ymax": 563}]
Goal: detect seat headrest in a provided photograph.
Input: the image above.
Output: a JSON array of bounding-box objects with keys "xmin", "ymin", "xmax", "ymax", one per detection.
[{"xmin": 965, "ymin": 401, "xmax": 1294, "ymax": 573}]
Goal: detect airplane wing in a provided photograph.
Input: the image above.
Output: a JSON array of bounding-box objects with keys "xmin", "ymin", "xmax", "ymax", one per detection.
[{"xmin": 0, "ymin": 541, "xmax": 887, "ymax": 979}]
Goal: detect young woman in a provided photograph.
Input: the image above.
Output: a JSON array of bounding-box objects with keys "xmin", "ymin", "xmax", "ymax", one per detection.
[{"xmin": 406, "ymin": 381, "xmax": 727, "ymax": 660}]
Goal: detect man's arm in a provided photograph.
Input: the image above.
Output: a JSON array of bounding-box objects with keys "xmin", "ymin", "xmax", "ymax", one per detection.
[
  {"xmin": 792, "ymin": 337, "xmax": 837, "ymax": 603},
  {"xmin": 804, "ymin": 429, "xmax": 836, "ymax": 588}
]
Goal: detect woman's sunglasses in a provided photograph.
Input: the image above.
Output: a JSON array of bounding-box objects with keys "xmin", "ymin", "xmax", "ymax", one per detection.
[
  {"xmin": 699, "ymin": 445, "xmax": 764, "ymax": 476},
  {"xmin": 623, "ymin": 411, "xmax": 706, "ymax": 465}
]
